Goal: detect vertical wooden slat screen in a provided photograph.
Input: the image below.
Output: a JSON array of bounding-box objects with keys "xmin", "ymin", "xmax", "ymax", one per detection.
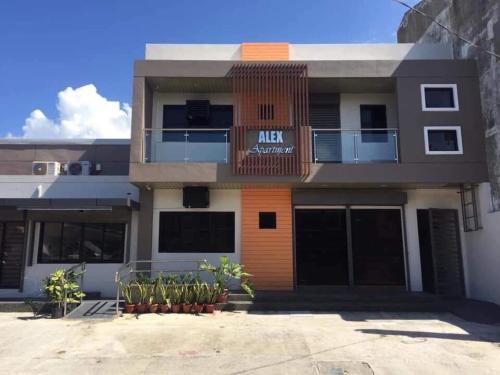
[{"xmin": 229, "ymin": 64, "xmax": 311, "ymax": 176}]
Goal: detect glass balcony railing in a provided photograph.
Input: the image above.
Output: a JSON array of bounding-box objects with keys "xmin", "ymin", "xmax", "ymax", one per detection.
[
  {"xmin": 144, "ymin": 128, "xmax": 230, "ymax": 163},
  {"xmin": 313, "ymin": 129, "xmax": 399, "ymax": 163}
]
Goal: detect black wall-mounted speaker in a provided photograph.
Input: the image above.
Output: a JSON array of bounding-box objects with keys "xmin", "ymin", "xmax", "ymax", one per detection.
[{"xmin": 183, "ymin": 186, "xmax": 209, "ymax": 208}]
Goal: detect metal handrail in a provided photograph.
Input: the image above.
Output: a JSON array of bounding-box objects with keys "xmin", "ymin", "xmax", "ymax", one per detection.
[
  {"xmin": 312, "ymin": 128, "xmax": 399, "ymax": 132},
  {"xmin": 144, "ymin": 128, "xmax": 231, "ymax": 132},
  {"xmin": 114, "ymin": 259, "xmax": 208, "ymax": 316},
  {"xmin": 63, "ymin": 262, "xmax": 86, "ymax": 316}
]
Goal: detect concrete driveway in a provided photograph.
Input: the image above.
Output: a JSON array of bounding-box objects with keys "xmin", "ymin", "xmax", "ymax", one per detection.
[{"xmin": 0, "ymin": 311, "xmax": 499, "ymax": 374}]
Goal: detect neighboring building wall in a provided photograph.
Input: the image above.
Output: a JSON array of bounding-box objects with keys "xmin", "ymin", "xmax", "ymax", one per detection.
[
  {"xmin": 241, "ymin": 188, "xmax": 293, "ymax": 290},
  {"xmin": 398, "ymin": 0, "xmax": 500, "ymax": 305}
]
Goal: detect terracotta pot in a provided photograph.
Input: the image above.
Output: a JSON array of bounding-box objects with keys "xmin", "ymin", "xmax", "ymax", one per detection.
[
  {"xmin": 171, "ymin": 304, "xmax": 181, "ymax": 313},
  {"xmin": 182, "ymin": 303, "xmax": 193, "ymax": 314},
  {"xmin": 205, "ymin": 304, "xmax": 215, "ymax": 314},
  {"xmin": 193, "ymin": 303, "xmax": 204, "ymax": 314},
  {"xmin": 135, "ymin": 303, "xmax": 146, "ymax": 313},
  {"xmin": 124, "ymin": 304, "xmax": 135, "ymax": 314},
  {"xmin": 160, "ymin": 304, "xmax": 170, "ymax": 313},
  {"xmin": 148, "ymin": 303, "xmax": 159, "ymax": 313}
]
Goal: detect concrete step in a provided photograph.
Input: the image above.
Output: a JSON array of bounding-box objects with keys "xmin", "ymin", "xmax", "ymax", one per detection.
[{"xmin": 220, "ymin": 301, "xmax": 450, "ymax": 312}]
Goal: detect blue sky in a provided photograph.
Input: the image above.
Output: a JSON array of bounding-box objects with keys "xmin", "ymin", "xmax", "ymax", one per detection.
[{"xmin": 0, "ymin": 0, "xmax": 420, "ymax": 138}]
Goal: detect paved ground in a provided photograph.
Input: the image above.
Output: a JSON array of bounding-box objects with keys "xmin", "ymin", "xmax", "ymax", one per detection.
[{"xmin": 1, "ymin": 311, "xmax": 499, "ymax": 375}]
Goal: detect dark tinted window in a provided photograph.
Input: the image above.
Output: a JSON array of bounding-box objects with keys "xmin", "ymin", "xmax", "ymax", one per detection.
[
  {"xmin": 259, "ymin": 212, "xmax": 276, "ymax": 229},
  {"xmin": 163, "ymin": 105, "xmax": 233, "ymax": 129},
  {"xmin": 427, "ymin": 130, "xmax": 459, "ymax": 151},
  {"xmin": 38, "ymin": 223, "xmax": 125, "ymax": 263},
  {"xmin": 424, "ymin": 88, "xmax": 455, "ymax": 108},
  {"xmin": 158, "ymin": 212, "xmax": 235, "ymax": 253},
  {"xmin": 360, "ymin": 105, "xmax": 387, "ymax": 142}
]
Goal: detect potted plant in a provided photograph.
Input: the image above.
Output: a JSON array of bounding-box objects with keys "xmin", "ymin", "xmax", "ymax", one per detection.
[
  {"xmin": 42, "ymin": 269, "xmax": 85, "ymax": 318},
  {"xmin": 134, "ymin": 281, "xmax": 147, "ymax": 313},
  {"xmin": 170, "ymin": 283, "xmax": 182, "ymax": 313},
  {"xmin": 120, "ymin": 281, "xmax": 135, "ymax": 314},
  {"xmin": 181, "ymin": 283, "xmax": 193, "ymax": 313},
  {"xmin": 200, "ymin": 256, "xmax": 255, "ymax": 303},
  {"xmin": 192, "ymin": 282, "xmax": 206, "ymax": 314},
  {"xmin": 157, "ymin": 276, "xmax": 170, "ymax": 313},
  {"xmin": 205, "ymin": 285, "xmax": 218, "ymax": 314},
  {"xmin": 147, "ymin": 283, "xmax": 159, "ymax": 313}
]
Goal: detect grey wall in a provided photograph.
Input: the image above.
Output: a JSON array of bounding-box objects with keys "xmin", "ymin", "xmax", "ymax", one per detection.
[
  {"xmin": 0, "ymin": 144, "xmax": 130, "ymax": 175},
  {"xmin": 398, "ymin": 0, "xmax": 500, "ymax": 208},
  {"xmin": 396, "ymin": 75, "xmax": 486, "ymax": 164}
]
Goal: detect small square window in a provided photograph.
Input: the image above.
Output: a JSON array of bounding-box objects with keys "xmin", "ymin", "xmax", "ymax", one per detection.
[
  {"xmin": 259, "ymin": 212, "xmax": 276, "ymax": 229},
  {"xmin": 424, "ymin": 126, "xmax": 463, "ymax": 155},
  {"xmin": 259, "ymin": 104, "xmax": 275, "ymax": 120},
  {"xmin": 421, "ymin": 84, "xmax": 459, "ymax": 111}
]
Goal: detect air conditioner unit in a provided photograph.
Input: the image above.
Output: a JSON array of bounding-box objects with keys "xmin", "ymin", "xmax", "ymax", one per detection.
[
  {"xmin": 32, "ymin": 161, "xmax": 61, "ymax": 176},
  {"xmin": 67, "ymin": 161, "xmax": 92, "ymax": 176}
]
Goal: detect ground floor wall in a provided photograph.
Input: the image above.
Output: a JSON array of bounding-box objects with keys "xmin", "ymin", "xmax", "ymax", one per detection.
[{"xmin": 464, "ymin": 183, "xmax": 500, "ymax": 305}]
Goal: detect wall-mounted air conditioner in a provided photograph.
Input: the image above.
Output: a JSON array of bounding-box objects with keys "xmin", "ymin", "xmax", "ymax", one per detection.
[
  {"xmin": 32, "ymin": 161, "xmax": 61, "ymax": 176},
  {"xmin": 67, "ymin": 161, "xmax": 92, "ymax": 176}
]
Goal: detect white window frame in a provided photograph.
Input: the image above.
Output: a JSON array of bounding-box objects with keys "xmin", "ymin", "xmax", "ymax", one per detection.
[
  {"xmin": 424, "ymin": 126, "xmax": 463, "ymax": 155},
  {"xmin": 420, "ymin": 84, "xmax": 459, "ymax": 111}
]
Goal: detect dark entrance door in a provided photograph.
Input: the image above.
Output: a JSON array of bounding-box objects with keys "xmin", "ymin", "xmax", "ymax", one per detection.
[
  {"xmin": 351, "ymin": 209, "xmax": 406, "ymax": 286},
  {"xmin": 417, "ymin": 209, "xmax": 465, "ymax": 297},
  {"xmin": 295, "ymin": 208, "xmax": 406, "ymax": 287},
  {"xmin": 0, "ymin": 222, "xmax": 25, "ymax": 289},
  {"xmin": 295, "ymin": 209, "xmax": 349, "ymax": 285}
]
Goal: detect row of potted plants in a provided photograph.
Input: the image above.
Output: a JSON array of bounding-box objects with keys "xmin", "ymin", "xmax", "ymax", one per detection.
[
  {"xmin": 121, "ymin": 277, "xmax": 220, "ymax": 314},
  {"xmin": 120, "ymin": 256, "xmax": 254, "ymax": 315}
]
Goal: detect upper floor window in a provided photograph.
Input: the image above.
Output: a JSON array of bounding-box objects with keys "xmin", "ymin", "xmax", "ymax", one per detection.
[
  {"xmin": 37, "ymin": 222, "xmax": 126, "ymax": 264},
  {"xmin": 163, "ymin": 104, "xmax": 233, "ymax": 129},
  {"xmin": 424, "ymin": 126, "xmax": 463, "ymax": 155},
  {"xmin": 421, "ymin": 84, "xmax": 459, "ymax": 111},
  {"xmin": 360, "ymin": 105, "xmax": 387, "ymax": 142}
]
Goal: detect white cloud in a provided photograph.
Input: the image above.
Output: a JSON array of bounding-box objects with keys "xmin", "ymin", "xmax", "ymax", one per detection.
[{"xmin": 17, "ymin": 84, "xmax": 131, "ymax": 139}]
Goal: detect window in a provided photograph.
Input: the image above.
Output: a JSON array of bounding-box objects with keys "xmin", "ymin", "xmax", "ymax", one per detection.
[
  {"xmin": 259, "ymin": 212, "xmax": 276, "ymax": 229},
  {"xmin": 163, "ymin": 104, "xmax": 233, "ymax": 129},
  {"xmin": 158, "ymin": 212, "xmax": 235, "ymax": 253},
  {"xmin": 259, "ymin": 104, "xmax": 275, "ymax": 120},
  {"xmin": 421, "ymin": 84, "xmax": 459, "ymax": 111},
  {"xmin": 38, "ymin": 222, "xmax": 125, "ymax": 263},
  {"xmin": 360, "ymin": 105, "xmax": 387, "ymax": 142},
  {"xmin": 424, "ymin": 126, "xmax": 463, "ymax": 155}
]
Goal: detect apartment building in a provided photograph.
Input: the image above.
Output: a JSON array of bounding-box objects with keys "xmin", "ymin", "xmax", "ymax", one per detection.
[
  {"xmin": 0, "ymin": 42, "xmax": 488, "ymax": 299},
  {"xmin": 129, "ymin": 43, "xmax": 487, "ymax": 295}
]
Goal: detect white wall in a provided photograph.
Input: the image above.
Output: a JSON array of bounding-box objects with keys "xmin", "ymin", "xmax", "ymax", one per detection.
[
  {"xmin": 339, "ymin": 93, "xmax": 398, "ymax": 130},
  {"xmin": 151, "ymin": 189, "xmax": 241, "ymax": 281},
  {"xmin": 464, "ymin": 183, "xmax": 500, "ymax": 305},
  {"xmin": 404, "ymin": 188, "xmax": 467, "ymax": 293}
]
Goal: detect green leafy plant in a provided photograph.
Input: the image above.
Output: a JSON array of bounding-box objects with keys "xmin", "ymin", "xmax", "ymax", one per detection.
[
  {"xmin": 180, "ymin": 283, "xmax": 194, "ymax": 304},
  {"xmin": 205, "ymin": 285, "xmax": 219, "ymax": 305},
  {"xmin": 156, "ymin": 276, "xmax": 170, "ymax": 305},
  {"xmin": 192, "ymin": 281, "xmax": 208, "ymax": 305},
  {"xmin": 120, "ymin": 281, "xmax": 134, "ymax": 305},
  {"xmin": 200, "ymin": 256, "xmax": 255, "ymax": 298},
  {"xmin": 134, "ymin": 281, "xmax": 148, "ymax": 305},
  {"xmin": 169, "ymin": 283, "xmax": 182, "ymax": 305},
  {"xmin": 42, "ymin": 269, "xmax": 86, "ymax": 308}
]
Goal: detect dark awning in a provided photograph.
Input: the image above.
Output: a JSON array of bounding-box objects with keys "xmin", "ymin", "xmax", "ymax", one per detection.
[{"xmin": 0, "ymin": 198, "xmax": 140, "ymax": 211}]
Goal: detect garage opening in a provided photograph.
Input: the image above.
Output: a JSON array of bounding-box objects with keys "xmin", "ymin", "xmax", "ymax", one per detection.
[{"xmin": 295, "ymin": 208, "xmax": 406, "ymax": 287}]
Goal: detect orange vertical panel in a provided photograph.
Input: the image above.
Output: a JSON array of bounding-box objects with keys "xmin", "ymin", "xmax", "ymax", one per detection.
[
  {"xmin": 241, "ymin": 43, "xmax": 290, "ymax": 61},
  {"xmin": 241, "ymin": 188, "xmax": 294, "ymax": 290}
]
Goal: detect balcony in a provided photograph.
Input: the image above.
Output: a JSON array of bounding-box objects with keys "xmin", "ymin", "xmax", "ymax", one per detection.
[
  {"xmin": 144, "ymin": 128, "xmax": 230, "ymax": 163},
  {"xmin": 143, "ymin": 128, "xmax": 399, "ymax": 165},
  {"xmin": 313, "ymin": 129, "xmax": 399, "ymax": 163}
]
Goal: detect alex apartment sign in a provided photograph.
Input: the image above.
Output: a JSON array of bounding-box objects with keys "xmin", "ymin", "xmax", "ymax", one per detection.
[{"xmin": 248, "ymin": 130, "xmax": 295, "ymax": 155}]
